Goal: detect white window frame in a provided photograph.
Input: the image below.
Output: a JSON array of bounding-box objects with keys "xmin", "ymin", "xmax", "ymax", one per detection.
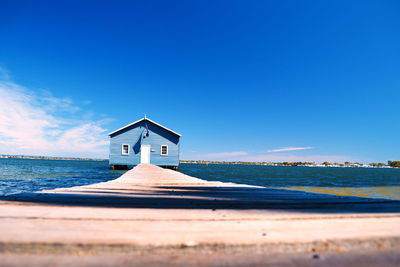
[
  {"xmin": 121, "ymin": 144, "xmax": 130, "ymax": 155},
  {"xmin": 160, "ymin": 145, "xmax": 168, "ymax": 156}
]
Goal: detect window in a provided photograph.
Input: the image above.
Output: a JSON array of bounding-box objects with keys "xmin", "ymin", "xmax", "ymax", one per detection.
[
  {"xmin": 121, "ymin": 144, "xmax": 130, "ymax": 155},
  {"xmin": 161, "ymin": 145, "xmax": 168, "ymax": 156}
]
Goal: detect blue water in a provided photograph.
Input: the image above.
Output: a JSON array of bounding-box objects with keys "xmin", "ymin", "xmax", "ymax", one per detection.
[
  {"xmin": 179, "ymin": 163, "xmax": 400, "ymax": 188},
  {"xmin": 0, "ymin": 159, "xmax": 399, "ymax": 199},
  {"xmin": 0, "ymin": 158, "xmax": 123, "ymax": 196},
  {"xmin": 179, "ymin": 164, "xmax": 400, "ymax": 200}
]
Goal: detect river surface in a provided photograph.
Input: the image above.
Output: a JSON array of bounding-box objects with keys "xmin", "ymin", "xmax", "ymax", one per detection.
[{"xmin": 0, "ymin": 158, "xmax": 399, "ymax": 200}]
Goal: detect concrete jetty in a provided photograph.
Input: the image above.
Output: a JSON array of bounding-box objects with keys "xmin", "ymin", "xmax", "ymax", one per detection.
[{"xmin": 1, "ymin": 164, "xmax": 400, "ymax": 266}]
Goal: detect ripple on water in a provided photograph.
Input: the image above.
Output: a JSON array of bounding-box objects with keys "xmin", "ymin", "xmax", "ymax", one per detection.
[
  {"xmin": 1, "ymin": 160, "xmax": 400, "ymax": 200},
  {"xmin": 282, "ymin": 186, "xmax": 400, "ymax": 200},
  {"xmin": 179, "ymin": 163, "xmax": 400, "ymax": 201}
]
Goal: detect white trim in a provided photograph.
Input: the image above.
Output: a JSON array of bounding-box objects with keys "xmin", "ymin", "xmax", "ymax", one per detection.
[
  {"xmin": 160, "ymin": 145, "xmax": 168, "ymax": 156},
  {"xmin": 109, "ymin": 118, "xmax": 144, "ymax": 136},
  {"xmin": 108, "ymin": 117, "xmax": 182, "ymax": 137},
  {"xmin": 121, "ymin": 144, "xmax": 130, "ymax": 155},
  {"xmin": 146, "ymin": 118, "xmax": 182, "ymax": 137}
]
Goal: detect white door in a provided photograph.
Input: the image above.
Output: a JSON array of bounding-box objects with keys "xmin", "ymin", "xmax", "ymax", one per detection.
[{"xmin": 140, "ymin": 145, "xmax": 150, "ymax": 164}]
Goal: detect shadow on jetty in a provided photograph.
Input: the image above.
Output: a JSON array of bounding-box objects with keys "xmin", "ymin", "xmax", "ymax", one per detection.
[{"xmin": 1, "ymin": 185, "xmax": 400, "ymax": 214}]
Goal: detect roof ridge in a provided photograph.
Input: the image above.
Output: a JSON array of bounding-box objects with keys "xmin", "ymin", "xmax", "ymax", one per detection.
[{"xmin": 108, "ymin": 117, "xmax": 182, "ymax": 137}]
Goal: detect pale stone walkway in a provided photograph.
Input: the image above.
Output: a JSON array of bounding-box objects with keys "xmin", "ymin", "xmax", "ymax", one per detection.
[{"xmin": 0, "ymin": 164, "xmax": 400, "ymax": 265}]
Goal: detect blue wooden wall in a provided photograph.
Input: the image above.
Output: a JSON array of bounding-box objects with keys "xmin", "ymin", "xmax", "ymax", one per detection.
[{"xmin": 109, "ymin": 120, "xmax": 180, "ymax": 167}]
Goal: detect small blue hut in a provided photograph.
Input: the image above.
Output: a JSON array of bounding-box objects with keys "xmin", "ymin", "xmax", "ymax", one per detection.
[{"xmin": 108, "ymin": 116, "xmax": 181, "ymax": 169}]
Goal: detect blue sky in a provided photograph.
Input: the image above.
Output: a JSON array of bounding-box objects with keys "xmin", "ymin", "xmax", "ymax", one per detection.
[{"xmin": 0, "ymin": 0, "xmax": 399, "ymax": 163}]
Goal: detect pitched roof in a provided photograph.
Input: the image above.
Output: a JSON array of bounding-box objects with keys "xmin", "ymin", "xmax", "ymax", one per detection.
[{"xmin": 108, "ymin": 117, "xmax": 182, "ymax": 137}]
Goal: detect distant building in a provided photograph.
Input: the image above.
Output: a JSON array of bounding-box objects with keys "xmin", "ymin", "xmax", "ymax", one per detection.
[{"xmin": 108, "ymin": 116, "xmax": 181, "ymax": 169}]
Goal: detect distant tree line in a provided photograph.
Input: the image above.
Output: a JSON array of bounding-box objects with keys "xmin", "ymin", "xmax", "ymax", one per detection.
[
  {"xmin": 369, "ymin": 163, "xmax": 386, "ymax": 167},
  {"xmin": 388, "ymin": 161, "xmax": 400, "ymax": 168},
  {"xmin": 0, "ymin": 154, "xmax": 107, "ymax": 161},
  {"xmin": 280, "ymin": 162, "xmax": 314, "ymax": 166},
  {"xmin": 181, "ymin": 160, "xmax": 400, "ymax": 168}
]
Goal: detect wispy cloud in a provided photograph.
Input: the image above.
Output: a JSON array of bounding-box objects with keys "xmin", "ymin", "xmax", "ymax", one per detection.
[
  {"xmin": 183, "ymin": 152, "xmax": 350, "ymax": 163},
  {"xmin": 267, "ymin": 147, "xmax": 313, "ymax": 153},
  {"xmin": 0, "ymin": 78, "xmax": 110, "ymax": 158},
  {"xmin": 200, "ymin": 151, "xmax": 248, "ymax": 158},
  {"xmin": 183, "ymin": 149, "xmax": 349, "ymax": 163},
  {"xmin": 236, "ymin": 154, "xmax": 350, "ymax": 163}
]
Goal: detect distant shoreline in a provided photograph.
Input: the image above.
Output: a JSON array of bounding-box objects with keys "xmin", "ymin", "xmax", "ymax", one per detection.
[
  {"xmin": 180, "ymin": 160, "xmax": 397, "ymax": 168},
  {"xmin": 1, "ymin": 155, "xmax": 398, "ymax": 168},
  {"xmin": 0, "ymin": 155, "xmax": 107, "ymax": 162}
]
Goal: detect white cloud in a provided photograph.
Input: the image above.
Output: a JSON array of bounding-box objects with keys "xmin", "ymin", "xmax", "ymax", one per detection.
[
  {"xmin": 236, "ymin": 154, "xmax": 350, "ymax": 163},
  {"xmin": 184, "ymin": 150, "xmax": 350, "ymax": 163},
  {"xmin": 267, "ymin": 147, "xmax": 313, "ymax": 153},
  {"xmin": 200, "ymin": 151, "xmax": 248, "ymax": 158},
  {"xmin": 0, "ymin": 80, "xmax": 109, "ymax": 158}
]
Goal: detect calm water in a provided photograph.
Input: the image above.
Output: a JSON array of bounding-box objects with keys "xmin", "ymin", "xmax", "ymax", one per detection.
[
  {"xmin": 179, "ymin": 164, "xmax": 400, "ymax": 200},
  {"xmin": 0, "ymin": 158, "xmax": 124, "ymax": 196},
  {"xmin": 0, "ymin": 159, "xmax": 399, "ymax": 200}
]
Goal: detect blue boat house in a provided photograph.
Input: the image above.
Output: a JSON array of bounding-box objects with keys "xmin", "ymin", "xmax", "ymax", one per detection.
[{"xmin": 108, "ymin": 116, "xmax": 181, "ymax": 170}]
